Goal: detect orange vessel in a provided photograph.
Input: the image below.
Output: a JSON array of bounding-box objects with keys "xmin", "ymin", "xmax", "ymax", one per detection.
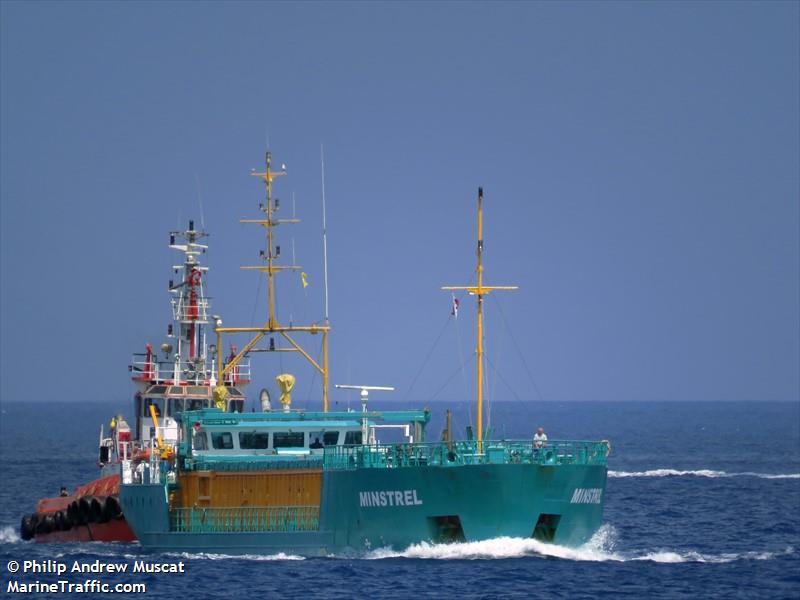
[{"xmin": 20, "ymin": 220, "xmax": 250, "ymax": 542}]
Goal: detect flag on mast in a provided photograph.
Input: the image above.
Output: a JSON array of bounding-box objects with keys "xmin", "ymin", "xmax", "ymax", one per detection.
[
  {"xmin": 301, "ymin": 272, "xmax": 309, "ymax": 288},
  {"xmin": 451, "ymin": 295, "xmax": 460, "ymax": 318}
]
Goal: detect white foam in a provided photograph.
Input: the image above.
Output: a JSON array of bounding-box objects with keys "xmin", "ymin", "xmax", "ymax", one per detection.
[
  {"xmin": 366, "ymin": 525, "xmax": 624, "ymax": 562},
  {"xmin": 168, "ymin": 551, "xmax": 305, "ymax": 561},
  {"xmin": 609, "ymin": 469, "xmax": 728, "ymax": 478},
  {"xmin": 633, "ymin": 547, "xmax": 794, "ymax": 564},
  {"xmin": 0, "ymin": 526, "xmax": 21, "ymax": 544},
  {"xmin": 364, "ymin": 526, "xmax": 795, "ymax": 565},
  {"xmin": 609, "ymin": 469, "xmax": 800, "ymax": 479},
  {"xmin": 740, "ymin": 472, "xmax": 800, "ymax": 480}
]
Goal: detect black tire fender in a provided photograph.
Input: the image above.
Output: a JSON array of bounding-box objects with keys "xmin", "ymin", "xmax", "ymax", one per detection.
[
  {"xmin": 78, "ymin": 496, "xmax": 96, "ymax": 523},
  {"xmin": 91, "ymin": 497, "xmax": 109, "ymax": 524},
  {"xmin": 105, "ymin": 495, "xmax": 123, "ymax": 520},
  {"xmin": 20, "ymin": 514, "xmax": 36, "ymax": 540}
]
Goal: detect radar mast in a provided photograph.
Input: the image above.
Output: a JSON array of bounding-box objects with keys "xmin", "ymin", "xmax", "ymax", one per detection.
[{"xmin": 214, "ymin": 153, "xmax": 331, "ymax": 411}]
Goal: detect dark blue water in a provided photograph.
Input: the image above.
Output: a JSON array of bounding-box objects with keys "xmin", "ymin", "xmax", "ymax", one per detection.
[{"xmin": 1, "ymin": 401, "xmax": 798, "ymax": 599}]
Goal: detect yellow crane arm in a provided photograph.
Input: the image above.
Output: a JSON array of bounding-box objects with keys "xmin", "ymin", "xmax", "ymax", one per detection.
[{"xmin": 149, "ymin": 405, "xmax": 173, "ymax": 459}]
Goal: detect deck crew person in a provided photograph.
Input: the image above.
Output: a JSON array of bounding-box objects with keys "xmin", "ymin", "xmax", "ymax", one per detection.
[
  {"xmin": 192, "ymin": 422, "xmax": 207, "ymax": 451},
  {"xmin": 533, "ymin": 427, "xmax": 548, "ymax": 449}
]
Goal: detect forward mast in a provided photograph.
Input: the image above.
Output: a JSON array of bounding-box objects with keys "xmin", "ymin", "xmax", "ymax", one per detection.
[{"xmin": 442, "ymin": 187, "xmax": 517, "ymax": 448}]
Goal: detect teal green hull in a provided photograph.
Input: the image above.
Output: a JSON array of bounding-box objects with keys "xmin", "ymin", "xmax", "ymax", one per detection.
[{"xmin": 121, "ymin": 463, "xmax": 606, "ymax": 554}]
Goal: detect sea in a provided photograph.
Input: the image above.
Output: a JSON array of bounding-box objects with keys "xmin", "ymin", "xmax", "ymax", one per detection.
[{"xmin": 0, "ymin": 400, "xmax": 798, "ymax": 599}]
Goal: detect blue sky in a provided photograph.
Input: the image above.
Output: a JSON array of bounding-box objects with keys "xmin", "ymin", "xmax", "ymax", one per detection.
[{"xmin": 1, "ymin": 1, "xmax": 798, "ymax": 408}]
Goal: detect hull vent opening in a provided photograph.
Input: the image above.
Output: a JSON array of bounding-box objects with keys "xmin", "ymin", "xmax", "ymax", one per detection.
[
  {"xmin": 532, "ymin": 513, "xmax": 561, "ymax": 543},
  {"xmin": 427, "ymin": 515, "xmax": 466, "ymax": 543}
]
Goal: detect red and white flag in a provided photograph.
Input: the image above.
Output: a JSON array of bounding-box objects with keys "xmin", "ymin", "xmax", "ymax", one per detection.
[{"xmin": 451, "ymin": 296, "xmax": 460, "ymax": 318}]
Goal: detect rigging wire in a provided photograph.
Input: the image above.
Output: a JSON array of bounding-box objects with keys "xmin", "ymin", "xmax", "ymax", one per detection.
[
  {"xmin": 483, "ymin": 303, "xmax": 491, "ymax": 434},
  {"xmin": 304, "ymin": 336, "xmax": 324, "ymax": 407},
  {"xmin": 484, "ymin": 354, "xmax": 525, "ymax": 403},
  {"xmin": 490, "ymin": 293, "xmax": 545, "ymax": 402},
  {"xmin": 483, "ymin": 300, "xmax": 505, "ymax": 435},
  {"xmin": 346, "ymin": 355, "xmax": 352, "ymax": 411},
  {"xmin": 452, "ymin": 270, "xmax": 476, "ymax": 402},
  {"xmin": 250, "ymin": 273, "xmax": 263, "ymax": 327},
  {"xmin": 320, "ymin": 143, "xmax": 330, "ymax": 325},
  {"xmin": 480, "ymin": 301, "xmax": 488, "ymax": 434},
  {"xmin": 428, "ymin": 363, "xmax": 471, "ymax": 403},
  {"xmin": 453, "ymin": 302, "xmax": 471, "ymax": 402},
  {"xmin": 402, "ymin": 314, "xmax": 452, "ymax": 402},
  {"xmin": 452, "ymin": 272, "xmax": 476, "ymax": 434},
  {"xmin": 292, "ymin": 191, "xmax": 298, "ymax": 284},
  {"xmin": 401, "ymin": 267, "xmax": 473, "ymax": 403}
]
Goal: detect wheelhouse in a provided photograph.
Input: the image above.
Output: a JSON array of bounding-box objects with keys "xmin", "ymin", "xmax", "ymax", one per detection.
[
  {"xmin": 134, "ymin": 385, "xmax": 247, "ymax": 442},
  {"xmin": 179, "ymin": 408, "xmax": 431, "ymax": 461}
]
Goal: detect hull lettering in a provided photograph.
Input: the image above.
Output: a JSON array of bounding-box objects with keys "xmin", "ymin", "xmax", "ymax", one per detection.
[
  {"xmin": 359, "ymin": 490, "xmax": 423, "ymax": 507},
  {"xmin": 570, "ymin": 488, "xmax": 603, "ymax": 504}
]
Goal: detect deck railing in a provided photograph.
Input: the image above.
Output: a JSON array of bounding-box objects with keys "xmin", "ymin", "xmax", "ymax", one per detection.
[
  {"xmin": 130, "ymin": 355, "xmax": 251, "ymax": 385},
  {"xmin": 169, "ymin": 505, "xmax": 320, "ymax": 533},
  {"xmin": 322, "ymin": 440, "xmax": 610, "ymax": 471},
  {"xmin": 172, "ymin": 297, "xmax": 211, "ymax": 323}
]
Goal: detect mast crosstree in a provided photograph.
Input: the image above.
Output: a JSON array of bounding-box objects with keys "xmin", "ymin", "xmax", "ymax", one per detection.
[
  {"xmin": 214, "ymin": 152, "xmax": 331, "ymax": 411},
  {"xmin": 442, "ymin": 187, "xmax": 517, "ymax": 448}
]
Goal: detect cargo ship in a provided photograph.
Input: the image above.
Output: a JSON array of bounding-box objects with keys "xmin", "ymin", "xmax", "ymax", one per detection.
[
  {"xmin": 19, "ymin": 220, "xmax": 249, "ymax": 542},
  {"xmin": 119, "ymin": 152, "xmax": 610, "ymax": 555}
]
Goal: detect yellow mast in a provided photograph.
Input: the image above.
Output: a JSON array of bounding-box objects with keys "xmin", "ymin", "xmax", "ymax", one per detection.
[
  {"xmin": 215, "ymin": 152, "xmax": 331, "ymax": 411},
  {"xmin": 442, "ymin": 187, "xmax": 517, "ymax": 449}
]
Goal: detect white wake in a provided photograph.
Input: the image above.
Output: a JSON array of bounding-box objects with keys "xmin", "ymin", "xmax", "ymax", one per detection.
[
  {"xmin": 609, "ymin": 469, "xmax": 800, "ymax": 479},
  {"xmin": 0, "ymin": 526, "xmax": 21, "ymax": 544},
  {"xmin": 365, "ymin": 526, "xmax": 795, "ymax": 564},
  {"xmin": 169, "ymin": 551, "xmax": 305, "ymax": 561}
]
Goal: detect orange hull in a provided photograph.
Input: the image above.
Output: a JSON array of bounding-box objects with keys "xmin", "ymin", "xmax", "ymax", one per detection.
[
  {"xmin": 34, "ymin": 518, "xmax": 136, "ymax": 543},
  {"xmin": 27, "ymin": 473, "xmax": 137, "ymax": 543}
]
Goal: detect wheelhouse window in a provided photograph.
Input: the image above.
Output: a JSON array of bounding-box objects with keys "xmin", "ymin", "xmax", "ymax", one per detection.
[
  {"xmin": 344, "ymin": 431, "xmax": 363, "ymax": 445},
  {"xmin": 168, "ymin": 398, "xmax": 185, "ymax": 418},
  {"xmin": 228, "ymin": 399, "xmax": 245, "ymax": 413},
  {"xmin": 273, "ymin": 432, "xmax": 304, "ymax": 448},
  {"xmin": 211, "ymin": 432, "xmax": 234, "ymax": 450},
  {"xmin": 239, "ymin": 432, "xmax": 270, "ymax": 450},
  {"xmin": 142, "ymin": 397, "xmax": 164, "ymax": 418},
  {"xmin": 186, "ymin": 399, "xmax": 206, "ymax": 412},
  {"xmin": 309, "ymin": 431, "xmax": 340, "ymax": 447}
]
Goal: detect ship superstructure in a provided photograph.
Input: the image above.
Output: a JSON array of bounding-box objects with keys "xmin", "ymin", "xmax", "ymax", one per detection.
[
  {"xmin": 119, "ymin": 153, "xmax": 611, "ymax": 555},
  {"xmin": 128, "ymin": 220, "xmax": 249, "ymax": 445}
]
